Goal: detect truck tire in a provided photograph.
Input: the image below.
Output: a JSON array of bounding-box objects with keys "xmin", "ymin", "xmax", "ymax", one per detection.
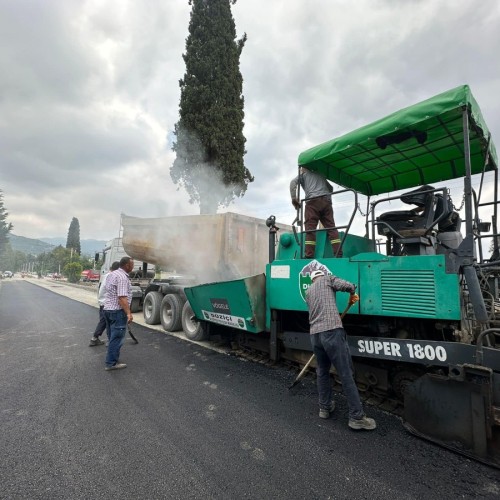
[
  {"xmin": 181, "ymin": 301, "xmax": 209, "ymax": 341},
  {"xmin": 160, "ymin": 294, "xmax": 184, "ymax": 332},
  {"xmin": 130, "ymin": 297, "xmax": 141, "ymax": 313},
  {"xmin": 143, "ymin": 291, "xmax": 162, "ymax": 325}
]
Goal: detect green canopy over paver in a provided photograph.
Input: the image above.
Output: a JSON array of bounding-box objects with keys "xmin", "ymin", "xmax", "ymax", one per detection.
[{"xmin": 298, "ymin": 85, "xmax": 498, "ymax": 196}]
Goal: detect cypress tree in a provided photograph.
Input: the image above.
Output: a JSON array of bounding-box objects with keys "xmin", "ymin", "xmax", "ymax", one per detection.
[
  {"xmin": 171, "ymin": 0, "xmax": 253, "ymax": 214},
  {"xmin": 0, "ymin": 190, "xmax": 13, "ymax": 256},
  {"xmin": 66, "ymin": 217, "xmax": 81, "ymax": 256}
]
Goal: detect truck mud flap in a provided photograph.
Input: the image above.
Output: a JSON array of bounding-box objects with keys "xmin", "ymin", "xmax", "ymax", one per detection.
[{"xmin": 403, "ymin": 364, "xmax": 500, "ymax": 468}]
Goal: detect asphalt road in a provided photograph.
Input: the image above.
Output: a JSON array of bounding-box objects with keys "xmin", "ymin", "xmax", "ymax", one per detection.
[{"xmin": 0, "ymin": 279, "xmax": 499, "ymax": 499}]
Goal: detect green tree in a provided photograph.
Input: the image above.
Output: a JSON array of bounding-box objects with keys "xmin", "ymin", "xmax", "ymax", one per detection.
[
  {"xmin": 171, "ymin": 0, "xmax": 252, "ymax": 214},
  {"xmin": 0, "ymin": 190, "xmax": 13, "ymax": 256},
  {"xmin": 0, "ymin": 245, "xmax": 24, "ymax": 272},
  {"xmin": 51, "ymin": 245, "xmax": 72, "ymax": 274},
  {"xmin": 64, "ymin": 261, "xmax": 83, "ymax": 283},
  {"xmin": 66, "ymin": 217, "xmax": 81, "ymax": 255}
]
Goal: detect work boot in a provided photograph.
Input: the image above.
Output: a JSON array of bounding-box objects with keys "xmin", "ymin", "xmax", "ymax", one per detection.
[
  {"xmin": 348, "ymin": 415, "xmax": 376, "ymax": 430},
  {"xmin": 105, "ymin": 363, "xmax": 127, "ymax": 371},
  {"xmin": 89, "ymin": 337, "xmax": 105, "ymax": 346},
  {"xmin": 319, "ymin": 401, "xmax": 335, "ymax": 419}
]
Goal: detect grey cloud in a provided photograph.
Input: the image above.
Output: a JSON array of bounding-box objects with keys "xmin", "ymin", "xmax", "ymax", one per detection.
[
  {"xmin": 1, "ymin": 0, "xmax": 500, "ymax": 241},
  {"xmin": 0, "ymin": 0, "xmax": 103, "ymax": 105},
  {"xmin": 2, "ymin": 106, "xmax": 155, "ymax": 188}
]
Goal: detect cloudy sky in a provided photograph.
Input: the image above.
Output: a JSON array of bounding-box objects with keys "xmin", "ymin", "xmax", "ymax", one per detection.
[{"xmin": 1, "ymin": 0, "xmax": 500, "ymax": 242}]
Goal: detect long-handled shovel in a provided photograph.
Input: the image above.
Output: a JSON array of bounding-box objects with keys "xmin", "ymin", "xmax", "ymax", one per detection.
[
  {"xmin": 288, "ymin": 295, "xmax": 359, "ymax": 390},
  {"xmin": 128, "ymin": 325, "xmax": 139, "ymax": 344}
]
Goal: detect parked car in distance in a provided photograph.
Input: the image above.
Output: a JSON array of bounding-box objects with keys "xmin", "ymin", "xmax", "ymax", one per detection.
[
  {"xmin": 2, "ymin": 271, "xmax": 13, "ymax": 278},
  {"xmin": 81, "ymin": 269, "xmax": 100, "ymax": 282}
]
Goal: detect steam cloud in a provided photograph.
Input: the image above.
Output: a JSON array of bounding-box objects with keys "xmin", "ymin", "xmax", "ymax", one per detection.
[{"xmin": 121, "ymin": 212, "xmax": 292, "ymax": 285}]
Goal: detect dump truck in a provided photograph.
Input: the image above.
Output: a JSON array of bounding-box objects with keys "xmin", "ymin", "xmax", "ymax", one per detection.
[
  {"xmin": 184, "ymin": 85, "xmax": 500, "ymax": 467},
  {"xmin": 120, "ymin": 212, "xmax": 292, "ymax": 339}
]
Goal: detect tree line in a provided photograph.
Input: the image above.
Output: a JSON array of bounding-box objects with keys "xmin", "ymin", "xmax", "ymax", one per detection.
[
  {"xmin": 1, "ymin": 244, "xmax": 97, "ymax": 281},
  {"xmin": 0, "ymin": 194, "xmax": 93, "ymax": 283}
]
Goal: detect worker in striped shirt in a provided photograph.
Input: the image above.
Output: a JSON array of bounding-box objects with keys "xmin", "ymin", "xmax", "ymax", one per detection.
[{"xmin": 103, "ymin": 256, "xmax": 134, "ymax": 371}]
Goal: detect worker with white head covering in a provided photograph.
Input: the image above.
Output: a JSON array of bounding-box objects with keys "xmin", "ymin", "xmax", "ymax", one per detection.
[{"xmin": 306, "ymin": 269, "xmax": 375, "ymax": 430}]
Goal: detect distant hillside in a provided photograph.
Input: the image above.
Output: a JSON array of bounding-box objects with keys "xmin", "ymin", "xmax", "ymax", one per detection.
[
  {"xmin": 9, "ymin": 235, "xmax": 107, "ymax": 256},
  {"xmin": 39, "ymin": 238, "xmax": 107, "ymax": 256},
  {"xmin": 9, "ymin": 234, "xmax": 55, "ymax": 255}
]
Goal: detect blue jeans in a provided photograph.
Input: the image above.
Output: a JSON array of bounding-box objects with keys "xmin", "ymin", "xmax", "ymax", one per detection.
[
  {"xmin": 104, "ymin": 310, "xmax": 127, "ymax": 367},
  {"xmin": 93, "ymin": 306, "xmax": 108, "ymax": 339},
  {"xmin": 310, "ymin": 328, "xmax": 364, "ymax": 420}
]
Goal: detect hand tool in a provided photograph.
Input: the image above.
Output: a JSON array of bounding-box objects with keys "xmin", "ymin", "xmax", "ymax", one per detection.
[{"xmin": 288, "ymin": 295, "xmax": 358, "ymax": 390}]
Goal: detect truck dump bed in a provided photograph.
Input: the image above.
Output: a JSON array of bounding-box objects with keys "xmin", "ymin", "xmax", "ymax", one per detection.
[{"xmin": 121, "ymin": 212, "xmax": 292, "ymax": 284}]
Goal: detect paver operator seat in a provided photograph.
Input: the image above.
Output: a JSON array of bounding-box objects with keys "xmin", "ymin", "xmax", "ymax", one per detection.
[{"xmin": 376, "ymin": 185, "xmax": 459, "ymax": 256}]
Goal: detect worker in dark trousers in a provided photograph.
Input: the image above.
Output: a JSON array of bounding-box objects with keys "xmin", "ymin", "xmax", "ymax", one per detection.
[
  {"xmin": 89, "ymin": 261, "xmax": 120, "ymax": 346},
  {"xmin": 306, "ymin": 269, "xmax": 376, "ymax": 430},
  {"xmin": 103, "ymin": 257, "xmax": 134, "ymax": 371},
  {"xmin": 290, "ymin": 167, "xmax": 342, "ymax": 258}
]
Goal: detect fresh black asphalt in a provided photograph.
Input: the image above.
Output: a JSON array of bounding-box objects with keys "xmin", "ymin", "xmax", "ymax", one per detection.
[{"xmin": 0, "ymin": 280, "xmax": 499, "ymax": 499}]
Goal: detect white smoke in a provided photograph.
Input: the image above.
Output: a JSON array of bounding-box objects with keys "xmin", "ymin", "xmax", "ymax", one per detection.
[{"xmin": 121, "ymin": 212, "xmax": 292, "ymax": 285}]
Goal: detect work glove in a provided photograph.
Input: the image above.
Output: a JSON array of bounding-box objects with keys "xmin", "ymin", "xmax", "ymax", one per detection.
[
  {"xmin": 349, "ymin": 293, "xmax": 359, "ymax": 305},
  {"xmin": 292, "ymin": 198, "xmax": 301, "ymax": 210}
]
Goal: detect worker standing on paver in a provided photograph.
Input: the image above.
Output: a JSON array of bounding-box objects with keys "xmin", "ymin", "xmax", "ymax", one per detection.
[
  {"xmin": 290, "ymin": 167, "xmax": 343, "ymax": 258},
  {"xmin": 306, "ymin": 269, "xmax": 375, "ymax": 430}
]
